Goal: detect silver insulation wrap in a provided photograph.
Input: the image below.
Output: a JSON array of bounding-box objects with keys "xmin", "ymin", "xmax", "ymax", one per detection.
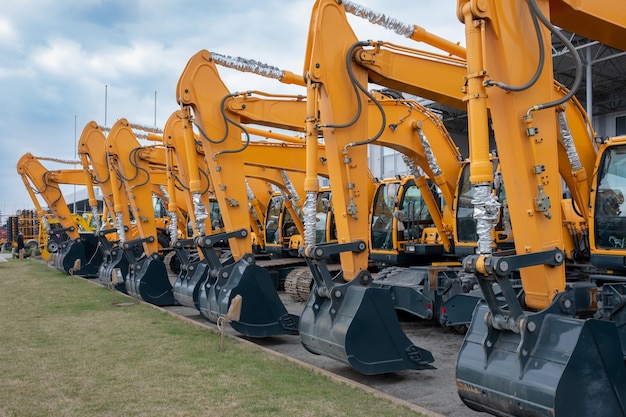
[
  {"xmin": 127, "ymin": 122, "xmax": 162, "ymax": 134},
  {"xmin": 245, "ymin": 180, "xmax": 255, "ymax": 201},
  {"xmin": 210, "ymin": 52, "xmax": 283, "ymax": 80},
  {"xmin": 401, "ymin": 154, "xmax": 425, "ymax": 177},
  {"xmin": 472, "ymin": 184, "xmax": 501, "ymax": 255},
  {"xmin": 31, "ymin": 155, "xmax": 80, "ymax": 165},
  {"xmin": 342, "ymin": 0, "xmax": 414, "ymax": 38},
  {"xmin": 281, "ymin": 171, "xmax": 300, "ymax": 202},
  {"xmin": 169, "ymin": 212, "xmax": 178, "ymax": 243},
  {"xmin": 91, "ymin": 207, "xmax": 101, "ymax": 232},
  {"xmin": 303, "ymin": 191, "xmax": 317, "ymax": 246},
  {"xmin": 42, "ymin": 216, "xmax": 51, "ymax": 233},
  {"xmin": 418, "ymin": 127, "xmax": 442, "ymax": 177},
  {"xmin": 557, "ymin": 110, "xmax": 583, "ymax": 172},
  {"xmin": 116, "ymin": 212, "xmax": 126, "ymax": 243},
  {"xmin": 193, "ymin": 192, "xmax": 207, "ymax": 236},
  {"xmin": 159, "ymin": 185, "xmax": 169, "ymax": 201}
]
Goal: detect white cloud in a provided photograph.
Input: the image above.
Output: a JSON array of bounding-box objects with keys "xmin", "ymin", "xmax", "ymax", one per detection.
[
  {"xmin": 32, "ymin": 38, "xmax": 86, "ymax": 77},
  {"xmin": 0, "ymin": 17, "xmax": 20, "ymax": 50},
  {"xmin": 1, "ymin": 0, "xmax": 467, "ymax": 212}
]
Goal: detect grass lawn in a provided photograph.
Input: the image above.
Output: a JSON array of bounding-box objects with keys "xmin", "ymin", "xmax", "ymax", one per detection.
[{"xmin": 0, "ymin": 258, "xmax": 428, "ymax": 417}]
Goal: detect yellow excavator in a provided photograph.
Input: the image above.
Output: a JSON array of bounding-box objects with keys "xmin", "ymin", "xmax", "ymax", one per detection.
[
  {"xmin": 104, "ymin": 118, "xmax": 185, "ymax": 305},
  {"xmin": 165, "ymin": 91, "xmax": 301, "ymax": 334},
  {"xmin": 452, "ymin": 1, "xmax": 626, "ymax": 415},
  {"xmin": 173, "ymin": 51, "xmax": 450, "ymax": 344},
  {"xmin": 330, "ymin": 0, "xmax": 599, "ymax": 265},
  {"xmin": 286, "ymin": 0, "xmax": 445, "ymax": 375},
  {"xmin": 13, "ymin": 190, "xmax": 77, "ymax": 261},
  {"xmin": 16, "ymin": 153, "xmax": 104, "ymax": 276},
  {"xmin": 175, "ymin": 49, "xmax": 434, "ymax": 370},
  {"xmin": 230, "ymin": 87, "xmax": 466, "ymax": 261},
  {"xmin": 181, "ymin": 58, "xmax": 492, "ymax": 337},
  {"xmin": 224, "ymin": 67, "xmax": 504, "ymax": 326},
  {"xmin": 155, "ymin": 109, "xmax": 316, "ymax": 312},
  {"xmin": 161, "ymin": 100, "xmax": 335, "ymax": 334},
  {"xmin": 79, "ymin": 120, "xmax": 189, "ymax": 294},
  {"xmin": 294, "ymin": 0, "xmax": 616, "ymax": 332},
  {"xmin": 78, "ymin": 121, "xmax": 139, "ymax": 290}
]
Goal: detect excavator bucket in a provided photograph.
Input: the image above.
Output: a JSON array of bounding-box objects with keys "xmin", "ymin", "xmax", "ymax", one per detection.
[
  {"xmin": 299, "ymin": 277, "xmax": 435, "ymax": 375},
  {"xmin": 193, "ymin": 231, "xmax": 299, "ymax": 337},
  {"xmin": 172, "ymin": 240, "xmax": 209, "ymax": 310},
  {"xmin": 124, "ymin": 254, "xmax": 176, "ymax": 306},
  {"xmin": 173, "ymin": 259, "xmax": 208, "ymax": 309},
  {"xmin": 198, "ymin": 255, "xmax": 299, "ymax": 337},
  {"xmin": 116, "ymin": 236, "xmax": 176, "ymax": 307},
  {"xmin": 457, "ymin": 294, "xmax": 626, "ymax": 417},
  {"xmin": 96, "ymin": 230, "xmax": 128, "ymax": 293},
  {"xmin": 54, "ymin": 233, "xmax": 103, "ymax": 277}
]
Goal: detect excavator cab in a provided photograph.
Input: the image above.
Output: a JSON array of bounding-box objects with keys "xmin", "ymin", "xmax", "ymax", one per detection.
[
  {"xmin": 370, "ymin": 176, "xmax": 445, "ymax": 266},
  {"xmin": 591, "ymin": 141, "xmax": 626, "ymax": 267},
  {"xmin": 370, "ymin": 175, "xmax": 480, "ymax": 328},
  {"xmin": 263, "ymin": 193, "xmax": 303, "ymax": 258},
  {"xmin": 589, "ymin": 140, "xmax": 626, "ymax": 360},
  {"xmin": 314, "ymin": 188, "xmax": 336, "ymax": 244}
]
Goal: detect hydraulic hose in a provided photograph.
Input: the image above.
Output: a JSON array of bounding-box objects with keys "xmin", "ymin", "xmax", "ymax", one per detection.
[
  {"xmin": 193, "ymin": 92, "xmax": 251, "ymax": 157},
  {"xmin": 42, "ymin": 172, "xmax": 63, "ymax": 206},
  {"xmin": 525, "ymin": 0, "xmax": 582, "ymax": 115},
  {"xmin": 484, "ymin": 2, "xmax": 544, "ymax": 92},
  {"xmin": 317, "ymin": 41, "xmax": 366, "ymax": 131},
  {"xmin": 314, "ymin": 40, "xmax": 387, "ymax": 150}
]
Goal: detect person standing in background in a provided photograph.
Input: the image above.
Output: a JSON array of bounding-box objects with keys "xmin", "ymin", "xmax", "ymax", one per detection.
[{"xmin": 16, "ymin": 232, "xmax": 24, "ymax": 260}]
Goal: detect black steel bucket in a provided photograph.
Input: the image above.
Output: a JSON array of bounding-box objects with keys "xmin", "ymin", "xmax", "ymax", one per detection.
[
  {"xmin": 54, "ymin": 234, "xmax": 103, "ymax": 277},
  {"xmin": 97, "ymin": 241, "xmax": 128, "ymax": 292},
  {"xmin": 125, "ymin": 255, "xmax": 176, "ymax": 306},
  {"xmin": 299, "ymin": 278, "xmax": 435, "ymax": 375},
  {"xmin": 457, "ymin": 302, "xmax": 626, "ymax": 417},
  {"xmin": 198, "ymin": 256, "xmax": 299, "ymax": 337},
  {"xmin": 173, "ymin": 257, "xmax": 209, "ymax": 310}
]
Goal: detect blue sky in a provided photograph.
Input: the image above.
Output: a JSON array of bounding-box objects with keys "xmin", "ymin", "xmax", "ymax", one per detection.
[{"xmin": 0, "ymin": 0, "xmax": 464, "ymax": 217}]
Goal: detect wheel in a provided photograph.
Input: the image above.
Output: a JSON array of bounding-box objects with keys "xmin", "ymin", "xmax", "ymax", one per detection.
[
  {"xmin": 47, "ymin": 241, "xmax": 59, "ymax": 253},
  {"xmin": 25, "ymin": 239, "xmax": 39, "ymax": 249}
]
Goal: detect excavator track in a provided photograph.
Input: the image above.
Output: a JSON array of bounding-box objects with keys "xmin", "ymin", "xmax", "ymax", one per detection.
[
  {"xmin": 256, "ymin": 257, "xmax": 307, "ymax": 268},
  {"xmin": 285, "ymin": 265, "xmax": 344, "ymax": 302},
  {"xmin": 163, "ymin": 251, "xmax": 179, "ymax": 287},
  {"xmin": 284, "ymin": 267, "xmax": 314, "ymax": 302}
]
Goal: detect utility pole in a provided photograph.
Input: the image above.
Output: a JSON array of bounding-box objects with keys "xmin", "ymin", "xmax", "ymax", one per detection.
[
  {"xmin": 104, "ymin": 84, "xmax": 108, "ymax": 128},
  {"xmin": 73, "ymin": 115, "xmax": 77, "ymax": 213}
]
